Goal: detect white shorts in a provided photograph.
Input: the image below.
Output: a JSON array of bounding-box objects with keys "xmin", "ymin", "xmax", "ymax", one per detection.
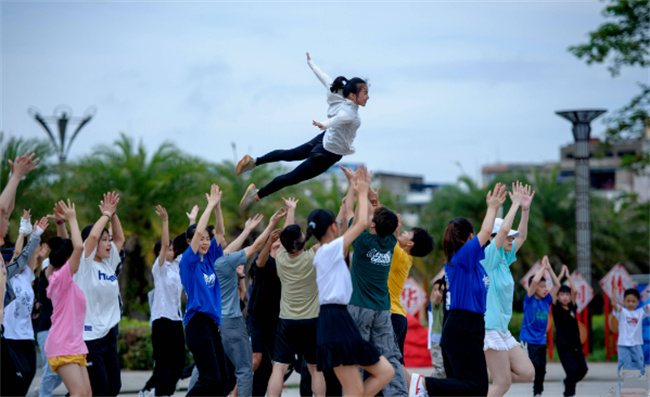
[{"xmin": 483, "ymin": 329, "xmax": 520, "ymax": 351}]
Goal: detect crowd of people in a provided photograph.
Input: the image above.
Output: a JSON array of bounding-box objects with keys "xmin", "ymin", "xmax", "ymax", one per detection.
[{"xmin": 1, "ymin": 52, "xmax": 646, "ymax": 397}]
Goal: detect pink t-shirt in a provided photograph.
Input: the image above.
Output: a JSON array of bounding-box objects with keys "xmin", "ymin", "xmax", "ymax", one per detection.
[{"xmin": 44, "ymin": 261, "xmax": 88, "ymax": 358}]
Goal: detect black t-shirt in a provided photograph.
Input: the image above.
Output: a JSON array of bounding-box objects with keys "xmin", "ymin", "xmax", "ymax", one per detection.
[
  {"xmin": 36, "ymin": 272, "xmax": 53, "ymax": 333},
  {"xmin": 552, "ymin": 302, "xmax": 581, "ymax": 348},
  {"xmin": 248, "ymin": 254, "xmax": 281, "ymax": 325}
]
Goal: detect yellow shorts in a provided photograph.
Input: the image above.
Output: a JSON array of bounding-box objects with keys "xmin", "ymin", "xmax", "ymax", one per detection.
[{"xmin": 47, "ymin": 354, "xmax": 88, "ymax": 373}]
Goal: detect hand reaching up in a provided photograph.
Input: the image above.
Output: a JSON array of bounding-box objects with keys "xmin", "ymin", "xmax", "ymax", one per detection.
[
  {"xmin": 486, "ymin": 183, "xmax": 507, "ymax": 209},
  {"xmin": 155, "ymin": 205, "xmax": 168, "ymax": 222}
]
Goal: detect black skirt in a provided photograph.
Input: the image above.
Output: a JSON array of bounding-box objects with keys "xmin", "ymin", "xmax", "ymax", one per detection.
[{"xmin": 316, "ymin": 304, "xmax": 381, "ymax": 371}]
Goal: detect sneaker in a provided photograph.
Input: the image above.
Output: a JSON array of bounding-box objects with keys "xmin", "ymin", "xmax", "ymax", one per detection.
[
  {"xmin": 240, "ymin": 183, "xmax": 259, "ymax": 209},
  {"xmin": 236, "ymin": 155, "xmax": 256, "ymax": 175},
  {"xmin": 408, "ymin": 373, "xmax": 428, "ymax": 397}
]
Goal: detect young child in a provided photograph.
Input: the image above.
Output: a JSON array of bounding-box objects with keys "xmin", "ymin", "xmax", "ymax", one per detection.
[
  {"xmin": 612, "ymin": 280, "xmax": 650, "ymax": 376},
  {"xmin": 553, "ymin": 265, "xmax": 588, "ymax": 397},
  {"xmin": 427, "ymin": 278, "xmax": 446, "ymax": 379},
  {"xmin": 519, "ymin": 257, "xmax": 561, "ymax": 397}
]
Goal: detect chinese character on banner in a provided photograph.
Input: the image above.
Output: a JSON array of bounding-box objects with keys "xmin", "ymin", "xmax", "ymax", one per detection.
[
  {"xmin": 520, "ymin": 260, "xmax": 554, "ymax": 292},
  {"xmin": 566, "ymin": 271, "xmax": 595, "ymax": 313},
  {"xmin": 400, "ymin": 276, "xmax": 428, "ymax": 316},
  {"xmin": 599, "ymin": 263, "xmax": 636, "ymax": 303}
]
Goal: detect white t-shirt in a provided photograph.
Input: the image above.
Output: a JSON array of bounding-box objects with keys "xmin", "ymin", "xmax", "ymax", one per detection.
[
  {"xmin": 150, "ymin": 255, "xmax": 183, "ymax": 324},
  {"xmin": 613, "ymin": 306, "xmax": 650, "ymax": 346},
  {"xmin": 313, "ymin": 237, "xmax": 352, "ymax": 305},
  {"xmin": 74, "ymin": 241, "xmax": 121, "ymax": 341},
  {"xmin": 2, "ymin": 266, "xmax": 35, "ymax": 340}
]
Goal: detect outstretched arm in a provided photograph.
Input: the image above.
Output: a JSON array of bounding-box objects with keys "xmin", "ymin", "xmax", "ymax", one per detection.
[
  {"xmin": 55, "ymin": 200, "xmax": 83, "ymax": 275},
  {"xmin": 0, "ymin": 152, "xmax": 39, "ymax": 224},
  {"xmin": 306, "ymin": 52, "xmax": 333, "ymax": 88},
  {"xmin": 155, "ymin": 205, "xmax": 169, "ymax": 267},
  {"xmin": 546, "ymin": 259, "xmax": 561, "ymax": 304},
  {"xmin": 213, "ymin": 201, "xmax": 227, "ymax": 248},
  {"xmin": 225, "ymin": 214, "xmax": 264, "ymax": 254},
  {"xmin": 85, "ymin": 192, "xmax": 119, "ymax": 258},
  {"xmin": 191, "ymin": 185, "xmax": 221, "ymax": 254},
  {"xmin": 565, "ymin": 268, "xmax": 578, "ymax": 306},
  {"xmin": 244, "ymin": 209, "xmax": 285, "ymax": 259},
  {"xmin": 282, "ymin": 197, "xmax": 298, "ymax": 227},
  {"xmin": 527, "ymin": 260, "xmax": 547, "ymax": 298},
  {"xmin": 343, "ymin": 166, "xmax": 371, "ymax": 249},
  {"xmin": 477, "ymin": 183, "xmax": 507, "ymax": 246},
  {"xmin": 611, "ymin": 276, "xmax": 620, "ymax": 312},
  {"xmin": 256, "ymin": 229, "xmax": 280, "ymax": 269},
  {"xmin": 515, "ymin": 184, "xmax": 534, "ymax": 253},
  {"xmin": 493, "ymin": 182, "xmax": 523, "ymax": 250}
]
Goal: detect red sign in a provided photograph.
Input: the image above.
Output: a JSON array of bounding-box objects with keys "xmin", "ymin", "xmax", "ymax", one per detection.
[
  {"xmin": 599, "ymin": 263, "xmax": 636, "ymax": 302},
  {"xmin": 567, "ymin": 271, "xmax": 595, "ymax": 313},
  {"xmin": 520, "ymin": 260, "xmax": 554, "ymax": 292},
  {"xmin": 401, "ymin": 276, "xmax": 428, "ymax": 316}
]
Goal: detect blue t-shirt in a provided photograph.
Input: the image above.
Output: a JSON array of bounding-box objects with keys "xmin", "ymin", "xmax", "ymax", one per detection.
[
  {"xmin": 519, "ymin": 293, "xmax": 553, "ymax": 345},
  {"xmin": 444, "ymin": 236, "xmax": 488, "ymax": 314},
  {"xmin": 179, "ymin": 238, "xmax": 224, "ymax": 326},
  {"xmin": 482, "ymin": 241, "xmax": 517, "ymax": 332}
]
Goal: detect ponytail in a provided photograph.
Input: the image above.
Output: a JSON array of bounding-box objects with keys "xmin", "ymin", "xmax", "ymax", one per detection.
[
  {"xmin": 330, "ymin": 76, "xmax": 368, "ymax": 99},
  {"xmin": 442, "ymin": 217, "xmax": 475, "ymax": 265}
]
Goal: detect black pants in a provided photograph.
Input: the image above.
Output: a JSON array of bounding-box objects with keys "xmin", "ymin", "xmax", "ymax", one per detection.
[
  {"xmin": 86, "ymin": 324, "xmax": 122, "ymax": 396},
  {"xmin": 3, "ymin": 339, "xmax": 36, "ymax": 396},
  {"xmin": 256, "ymin": 132, "xmax": 343, "ymax": 199},
  {"xmin": 185, "ymin": 312, "xmax": 229, "ymax": 396},
  {"xmin": 391, "ymin": 313, "xmax": 408, "ymax": 365},
  {"xmin": 249, "ymin": 315, "xmax": 276, "ymax": 397},
  {"xmin": 152, "ymin": 318, "xmax": 185, "ymax": 396},
  {"xmin": 557, "ymin": 344, "xmax": 588, "ymax": 396},
  {"xmin": 526, "ymin": 343, "xmax": 547, "ymax": 395},
  {"xmin": 424, "ymin": 310, "xmax": 488, "ymax": 396}
]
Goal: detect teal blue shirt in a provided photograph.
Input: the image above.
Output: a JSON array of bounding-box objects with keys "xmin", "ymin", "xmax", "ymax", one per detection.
[{"xmin": 482, "ymin": 240, "xmax": 517, "ymax": 332}]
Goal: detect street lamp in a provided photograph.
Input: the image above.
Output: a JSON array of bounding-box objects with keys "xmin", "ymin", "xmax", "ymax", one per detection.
[
  {"xmin": 555, "ymin": 109, "xmax": 606, "ymax": 287},
  {"xmin": 28, "ymin": 105, "xmax": 96, "ymax": 164}
]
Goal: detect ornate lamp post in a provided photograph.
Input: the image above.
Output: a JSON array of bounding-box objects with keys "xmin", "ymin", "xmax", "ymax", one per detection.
[
  {"xmin": 28, "ymin": 105, "xmax": 96, "ymax": 163},
  {"xmin": 555, "ymin": 109, "xmax": 606, "ymax": 287}
]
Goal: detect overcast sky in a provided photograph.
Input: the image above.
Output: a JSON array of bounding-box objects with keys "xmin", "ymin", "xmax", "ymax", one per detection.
[{"xmin": 1, "ymin": 0, "xmax": 645, "ymax": 184}]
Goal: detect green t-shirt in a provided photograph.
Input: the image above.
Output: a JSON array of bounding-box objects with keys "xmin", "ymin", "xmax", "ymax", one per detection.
[
  {"xmin": 431, "ymin": 301, "xmax": 444, "ymax": 335},
  {"xmin": 349, "ymin": 231, "xmax": 397, "ymax": 310}
]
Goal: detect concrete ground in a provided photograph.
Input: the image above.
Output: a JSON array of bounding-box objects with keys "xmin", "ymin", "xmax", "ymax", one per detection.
[{"xmin": 28, "ymin": 359, "xmax": 648, "ymax": 396}]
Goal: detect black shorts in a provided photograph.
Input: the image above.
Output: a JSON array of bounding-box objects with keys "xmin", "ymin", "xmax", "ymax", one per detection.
[
  {"xmin": 248, "ymin": 314, "xmax": 277, "ymax": 355},
  {"xmin": 273, "ymin": 318, "xmax": 318, "ymax": 365},
  {"xmin": 391, "ymin": 313, "xmax": 408, "ymax": 364}
]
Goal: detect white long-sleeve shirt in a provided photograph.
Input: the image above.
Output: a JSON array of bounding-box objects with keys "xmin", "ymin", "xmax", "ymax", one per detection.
[{"xmin": 308, "ymin": 59, "xmax": 361, "ymax": 156}]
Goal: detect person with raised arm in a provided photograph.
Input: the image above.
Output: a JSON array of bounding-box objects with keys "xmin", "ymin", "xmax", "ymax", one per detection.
[
  {"xmin": 2, "ymin": 215, "xmax": 49, "ymax": 396},
  {"xmin": 237, "ymin": 52, "xmax": 369, "ymax": 209},
  {"xmin": 482, "ymin": 182, "xmax": 535, "ymax": 396},
  {"xmin": 180, "ymin": 184, "xmax": 230, "ymax": 396},
  {"xmin": 409, "ymin": 183, "xmax": 507, "ymax": 397},
  {"xmin": 146, "ymin": 205, "xmax": 186, "ymax": 397},
  {"xmin": 214, "ymin": 208, "xmax": 286, "ymax": 397},
  {"xmin": 311, "ymin": 165, "xmax": 394, "ymax": 397},
  {"xmin": 76, "ymin": 191, "xmax": 125, "ymax": 396},
  {"xmin": 553, "ymin": 265, "xmax": 588, "ymax": 397},
  {"xmin": 519, "ymin": 256, "xmax": 560, "ymax": 397},
  {"xmin": 44, "ymin": 200, "xmax": 91, "ymax": 397},
  {"xmin": 0, "ymin": 151, "xmax": 39, "ymax": 242}
]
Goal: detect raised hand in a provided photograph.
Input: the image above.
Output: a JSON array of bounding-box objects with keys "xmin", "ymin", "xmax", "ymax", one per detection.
[
  {"xmin": 8, "ymin": 151, "xmax": 40, "ymax": 179},
  {"xmin": 520, "ymin": 184, "xmax": 535, "ymax": 210},
  {"xmin": 34, "ymin": 216, "xmax": 49, "ymax": 233},
  {"xmin": 22, "ymin": 209, "xmax": 31, "ymax": 220},
  {"xmin": 205, "ymin": 184, "xmax": 222, "ymax": 208},
  {"xmin": 561, "ymin": 264, "xmax": 569, "ymax": 278},
  {"xmin": 368, "ymin": 185, "xmax": 381, "ymax": 205},
  {"xmin": 508, "ymin": 181, "xmax": 524, "ymax": 205},
  {"xmin": 245, "ymin": 214, "xmax": 264, "ymax": 231},
  {"xmin": 99, "ymin": 191, "xmax": 120, "ymax": 216},
  {"xmin": 339, "ymin": 165, "xmax": 355, "ymax": 185},
  {"xmin": 269, "ymin": 208, "xmax": 286, "ymax": 225},
  {"xmin": 281, "ymin": 197, "xmax": 299, "ymax": 211},
  {"xmin": 486, "ymin": 183, "xmax": 507, "ymax": 209},
  {"xmin": 352, "ymin": 165, "xmax": 371, "ymax": 194},
  {"xmin": 186, "ymin": 205, "xmax": 199, "ymax": 223},
  {"xmin": 542, "ymin": 255, "xmax": 550, "ymax": 269},
  {"xmin": 306, "ymin": 52, "xmax": 311, "ymax": 61},
  {"xmin": 155, "ymin": 205, "xmax": 168, "ymax": 221},
  {"xmin": 268, "ymin": 229, "xmax": 281, "ymax": 244},
  {"xmin": 55, "ymin": 199, "xmax": 77, "ymax": 222}
]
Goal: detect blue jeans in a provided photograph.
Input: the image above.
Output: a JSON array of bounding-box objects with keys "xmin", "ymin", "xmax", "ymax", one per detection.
[{"xmin": 37, "ymin": 331, "xmax": 62, "ymax": 397}]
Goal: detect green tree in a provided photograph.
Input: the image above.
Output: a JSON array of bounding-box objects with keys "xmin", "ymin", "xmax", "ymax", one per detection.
[
  {"xmin": 569, "ymin": 0, "xmax": 650, "ymax": 173},
  {"xmin": 68, "ymin": 133, "xmax": 215, "ymax": 318}
]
